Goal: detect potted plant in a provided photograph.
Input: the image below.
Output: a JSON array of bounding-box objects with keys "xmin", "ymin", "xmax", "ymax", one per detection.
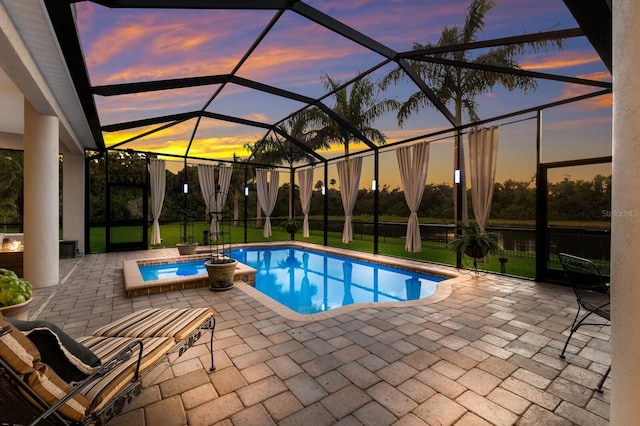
[
  {"xmin": 449, "ymin": 223, "xmax": 501, "ymax": 260},
  {"xmin": 176, "ymin": 242, "xmax": 198, "ymax": 255},
  {"xmin": 205, "ymin": 255, "xmax": 237, "ymax": 291},
  {"xmin": 176, "ymin": 207, "xmax": 198, "ymax": 255},
  {"xmin": 0, "ymin": 268, "xmax": 33, "ymax": 320},
  {"xmin": 282, "ymin": 219, "xmax": 298, "ymax": 239}
]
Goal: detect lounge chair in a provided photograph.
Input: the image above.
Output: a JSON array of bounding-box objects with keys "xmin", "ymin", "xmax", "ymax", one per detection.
[{"xmin": 0, "ymin": 307, "xmax": 215, "ymax": 425}]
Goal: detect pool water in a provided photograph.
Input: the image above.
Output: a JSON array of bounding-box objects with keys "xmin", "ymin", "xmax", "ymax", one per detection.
[
  {"xmin": 140, "ymin": 260, "xmax": 207, "ymax": 281},
  {"xmin": 231, "ymin": 246, "xmax": 446, "ymax": 314},
  {"xmin": 138, "ymin": 247, "xmax": 447, "ymax": 314}
]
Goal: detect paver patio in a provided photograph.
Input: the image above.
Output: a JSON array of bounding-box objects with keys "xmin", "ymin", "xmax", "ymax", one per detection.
[{"xmin": 29, "ymin": 248, "xmax": 610, "ymax": 425}]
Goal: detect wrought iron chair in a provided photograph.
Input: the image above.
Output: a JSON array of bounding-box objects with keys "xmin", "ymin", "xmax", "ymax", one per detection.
[{"xmin": 558, "ymin": 253, "xmax": 610, "ymax": 392}]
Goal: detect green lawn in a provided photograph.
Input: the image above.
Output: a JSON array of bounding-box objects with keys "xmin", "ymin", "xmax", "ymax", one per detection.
[{"xmin": 89, "ymin": 222, "xmax": 536, "ymax": 279}]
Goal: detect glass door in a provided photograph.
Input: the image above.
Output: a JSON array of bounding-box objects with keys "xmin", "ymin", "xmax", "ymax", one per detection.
[{"xmin": 539, "ymin": 161, "xmax": 611, "ymax": 283}]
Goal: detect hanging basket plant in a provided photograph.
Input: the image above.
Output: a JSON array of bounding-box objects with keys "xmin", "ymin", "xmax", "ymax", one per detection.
[
  {"xmin": 449, "ymin": 223, "xmax": 501, "ymax": 260},
  {"xmin": 282, "ymin": 219, "xmax": 298, "ymax": 235}
]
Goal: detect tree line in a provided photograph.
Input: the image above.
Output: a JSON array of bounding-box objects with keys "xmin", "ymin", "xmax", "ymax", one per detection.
[
  {"xmin": 0, "ymin": 149, "xmax": 611, "ymax": 230},
  {"xmin": 86, "ymin": 152, "xmax": 610, "ymax": 225}
]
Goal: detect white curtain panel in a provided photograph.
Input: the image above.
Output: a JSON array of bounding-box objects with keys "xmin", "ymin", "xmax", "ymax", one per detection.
[
  {"xmin": 397, "ymin": 142, "xmax": 430, "ymax": 252},
  {"xmin": 336, "ymin": 157, "xmax": 362, "ymax": 244},
  {"xmin": 256, "ymin": 168, "xmax": 280, "ymax": 237},
  {"xmin": 211, "ymin": 165, "xmax": 233, "ymax": 239},
  {"xmin": 297, "ymin": 168, "xmax": 314, "ymax": 238},
  {"xmin": 149, "ymin": 158, "xmax": 166, "ymax": 245},
  {"xmin": 197, "ymin": 164, "xmax": 216, "ymax": 237},
  {"xmin": 197, "ymin": 164, "xmax": 216, "ymax": 214},
  {"xmin": 468, "ymin": 126, "xmax": 499, "ymax": 233}
]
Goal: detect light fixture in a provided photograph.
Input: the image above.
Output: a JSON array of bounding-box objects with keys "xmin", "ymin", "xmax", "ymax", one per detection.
[
  {"xmin": 183, "ymin": 183, "xmax": 189, "ymax": 194},
  {"xmin": 454, "ymin": 169, "xmax": 461, "ymax": 184},
  {"xmin": 244, "ymin": 186, "xmax": 249, "ymax": 196},
  {"xmin": 321, "ymin": 186, "xmax": 326, "ymax": 195},
  {"xmin": 372, "ymin": 179, "xmax": 377, "ymax": 191}
]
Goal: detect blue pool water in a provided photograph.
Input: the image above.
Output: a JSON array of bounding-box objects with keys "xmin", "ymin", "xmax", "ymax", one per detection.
[
  {"xmin": 231, "ymin": 246, "xmax": 446, "ymax": 314},
  {"xmin": 140, "ymin": 260, "xmax": 207, "ymax": 281},
  {"xmin": 139, "ymin": 247, "xmax": 446, "ymax": 314}
]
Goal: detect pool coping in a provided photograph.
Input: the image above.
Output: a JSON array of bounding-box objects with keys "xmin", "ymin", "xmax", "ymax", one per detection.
[
  {"xmin": 122, "ymin": 241, "xmax": 470, "ymax": 319},
  {"xmin": 227, "ymin": 241, "xmax": 469, "ymax": 322},
  {"xmin": 123, "ymin": 252, "xmax": 257, "ymax": 297}
]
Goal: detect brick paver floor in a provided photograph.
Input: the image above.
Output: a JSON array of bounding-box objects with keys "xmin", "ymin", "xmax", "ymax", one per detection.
[{"xmin": 31, "ymin": 248, "xmax": 610, "ymax": 425}]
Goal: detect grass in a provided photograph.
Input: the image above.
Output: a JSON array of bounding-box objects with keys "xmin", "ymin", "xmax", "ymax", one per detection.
[{"xmin": 89, "ymin": 222, "xmax": 536, "ymax": 279}]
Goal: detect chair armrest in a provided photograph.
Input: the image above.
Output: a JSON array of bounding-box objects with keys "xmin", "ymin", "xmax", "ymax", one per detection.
[{"xmin": 28, "ymin": 339, "xmax": 144, "ymax": 426}]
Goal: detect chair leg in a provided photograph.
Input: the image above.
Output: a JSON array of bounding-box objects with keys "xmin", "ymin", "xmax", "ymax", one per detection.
[
  {"xmin": 560, "ymin": 306, "xmax": 582, "ymax": 358},
  {"xmin": 560, "ymin": 306, "xmax": 602, "ymax": 358},
  {"xmin": 209, "ymin": 317, "xmax": 216, "ymax": 372},
  {"xmin": 596, "ymin": 365, "xmax": 611, "ymax": 393}
]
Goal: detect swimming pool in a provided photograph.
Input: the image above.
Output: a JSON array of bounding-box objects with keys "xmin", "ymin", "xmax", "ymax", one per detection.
[{"xmin": 230, "ymin": 246, "xmax": 447, "ymax": 315}]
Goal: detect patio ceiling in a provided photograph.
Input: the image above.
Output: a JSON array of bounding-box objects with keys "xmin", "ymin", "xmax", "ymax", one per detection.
[{"xmin": 41, "ymin": 0, "xmax": 611, "ymax": 168}]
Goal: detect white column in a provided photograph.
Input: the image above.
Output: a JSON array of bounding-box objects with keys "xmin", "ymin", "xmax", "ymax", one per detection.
[
  {"xmin": 62, "ymin": 151, "xmax": 85, "ymax": 255},
  {"xmin": 23, "ymin": 99, "xmax": 59, "ymax": 288},
  {"xmin": 611, "ymin": 0, "xmax": 640, "ymax": 422}
]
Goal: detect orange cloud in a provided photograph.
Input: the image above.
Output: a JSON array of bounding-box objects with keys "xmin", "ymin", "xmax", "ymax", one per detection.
[
  {"xmin": 560, "ymin": 85, "xmax": 612, "ymax": 110},
  {"xmin": 521, "ymin": 51, "xmax": 602, "ymax": 71},
  {"xmin": 82, "ymin": 10, "xmax": 266, "ymax": 82},
  {"xmin": 577, "ymin": 71, "xmax": 611, "ymax": 81},
  {"xmin": 86, "ymin": 22, "xmax": 151, "ymax": 69}
]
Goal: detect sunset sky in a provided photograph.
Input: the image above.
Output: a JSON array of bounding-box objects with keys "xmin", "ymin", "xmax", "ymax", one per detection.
[{"xmin": 75, "ymin": 0, "xmax": 612, "ymax": 187}]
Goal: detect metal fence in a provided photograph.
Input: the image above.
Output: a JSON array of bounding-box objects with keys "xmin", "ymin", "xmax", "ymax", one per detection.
[{"xmin": 305, "ymin": 219, "xmax": 610, "ymax": 264}]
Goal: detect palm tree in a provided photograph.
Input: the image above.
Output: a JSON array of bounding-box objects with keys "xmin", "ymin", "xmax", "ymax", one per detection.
[
  {"xmin": 248, "ymin": 112, "xmax": 325, "ymax": 168},
  {"xmin": 247, "ymin": 113, "xmax": 323, "ymax": 222},
  {"xmin": 382, "ymin": 0, "xmax": 563, "ymax": 223},
  {"xmin": 308, "ymin": 73, "xmax": 400, "ymax": 159},
  {"xmin": 227, "ymin": 155, "xmax": 246, "ymax": 227}
]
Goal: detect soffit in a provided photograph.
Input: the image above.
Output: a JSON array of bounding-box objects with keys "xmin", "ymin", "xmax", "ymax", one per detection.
[{"xmin": 0, "ymin": 0, "xmax": 95, "ymax": 153}]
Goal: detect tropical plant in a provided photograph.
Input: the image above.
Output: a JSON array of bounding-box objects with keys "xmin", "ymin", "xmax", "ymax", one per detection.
[
  {"xmin": 449, "ymin": 223, "xmax": 501, "ymax": 259},
  {"xmin": 224, "ymin": 155, "xmax": 247, "ymax": 226},
  {"xmin": 381, "ymin": 0, "xmax": 564, "ymax": 223},
  {"xmin": 249, "ymin": 113, "xmax": 325, "ymax": 168},
  {"xmin": 247, "ymin": 113, "xmax": 326, "ymax": 221},
  {"xmin": 308, "ymin": 73, "xmax": 400, "ymax": 158},
  {"xmin": 281, "ymin": 218, "xmax": 298, "ymax": 235}
]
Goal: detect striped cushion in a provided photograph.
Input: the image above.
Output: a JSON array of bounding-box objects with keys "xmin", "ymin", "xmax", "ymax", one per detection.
[
  {"xmin": 76, "ymin": 336, "xmax": 175, "ymax": 414},
  {"xmin": 25, "ymin": 363, "xmax": 90, "ymax": 422},
  {"xmin": 92, "ymin": 308, "xmax": 215, "ymax": 342},
  {"xmin": 0, "ymin": 314, "xmax": 40, "ymax": 375}
]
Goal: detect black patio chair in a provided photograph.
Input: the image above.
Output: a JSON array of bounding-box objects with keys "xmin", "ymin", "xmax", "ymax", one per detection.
[{"xmin": 558, "ymin": 253, "xmax": 611, "ymax": 392}]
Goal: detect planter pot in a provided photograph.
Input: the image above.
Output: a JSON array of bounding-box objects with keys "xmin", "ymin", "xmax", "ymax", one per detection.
[
  {"xmin": 464, "ymin": 244, "xmax": 488, "ymax": 259},
  {"xmin": 0, "ymin": 297, "xmax": 32, "ymax": 320},
  {"xmin": 205, "ymin": 258, "xmax": 237, "ymax": 291},
  {"xmin": 176, "ymin": 242, "xmax": 198, "ymax": 256}
]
